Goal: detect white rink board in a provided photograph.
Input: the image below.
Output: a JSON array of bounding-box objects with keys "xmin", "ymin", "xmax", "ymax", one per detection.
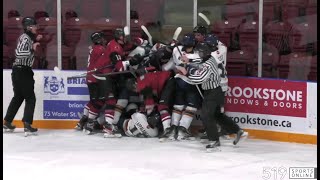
[
  {"xmin": 3, "ymin": 70, "xmax": 90, "ymax": 121},
  {"xmin": 225, "ymin": 112, "xmax": 316, "ymax": 135},
  {"xmin": 2, "ymin": 70, "xmax": 317, "ymax": 135}
]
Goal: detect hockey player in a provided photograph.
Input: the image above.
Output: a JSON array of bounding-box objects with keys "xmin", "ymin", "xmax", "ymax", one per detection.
[
  {"xmin": 84, "ymin": 28, "xmax": 143, "ymax": 137},
  {"xmin": 125, "ymin": 70, "xmax": 176, "ymax": 139},
  {"xmin": 175, "ymin": 42, "xmax": 247, "ymax": 151},
  {"xmin": 168, "ymin": 33, "xmax": 203, "ymax": 140},
  {"xmin": 193, "ymin": 25, "xmax": 207, "ymax": 44},
  {"xmin": 99, "ymin": 37, "xmax": 146, "ymax": 137},
  {"xmin": 107, "ymin": 38, "xmax": 172, "ymax": 130},
  {"xmin": 75, "ymin": 31, "xmax": 107, "ymax": 131},
  {"xmin": 147, "ymin": 45, "xmax": 175, "ymax": 71},
  {"xmin": 118, "ymin": 103, "xmax": 160, "ymax": 138}
]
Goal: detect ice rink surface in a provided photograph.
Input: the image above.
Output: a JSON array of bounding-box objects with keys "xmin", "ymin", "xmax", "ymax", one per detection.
[{"xmin": 3, "ymin": 129, "xmax": 317, "ymax": 180}]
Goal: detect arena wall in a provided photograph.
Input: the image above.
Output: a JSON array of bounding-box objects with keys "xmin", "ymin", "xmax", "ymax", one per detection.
[{"xmin": 3, "ymin": 70, "xmax": 317, "ymax": 144}]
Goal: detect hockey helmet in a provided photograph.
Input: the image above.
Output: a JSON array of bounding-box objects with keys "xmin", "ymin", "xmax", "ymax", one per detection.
[
  {"xmin": 114, "ymin": 28, "xmax": 125, "ymax": 40},
  {"xmin": 194, "ymin": 42, "xmax": 212, "ymax": 59},
  {"xmin": 181, "ymin": 33, "xmax": 196, "ymax": 47},
  {"xmin": 193, "ymin": 25, "xmax": 207, "ymax": 35},
  {"xmin": 22, "ymin": 17, "xmax": 37, "ymax": 30},
  {"xmin": 147, "ymin": 110, "xmax": 161, "ymax": 128},
  {"xmin": 90, "ymin": 31, "xmax": 105, "ymax": 44},
  {"xmin": 205, "ymin": 33, "xmax": 219, "ymax": 48}
]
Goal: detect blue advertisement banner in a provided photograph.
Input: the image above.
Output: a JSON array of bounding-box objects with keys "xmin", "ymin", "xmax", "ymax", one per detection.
[{"xmin": 43, "ymin": 100, "xmax": 87, "ymax": 119}]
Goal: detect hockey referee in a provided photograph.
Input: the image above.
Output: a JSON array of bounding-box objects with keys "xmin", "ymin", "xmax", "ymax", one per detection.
[
  {"xmin": 175, "ymin": 41, "xmax": 247, "ymax": 151},
  {"xmin": 3, "ymin": 17, "xmax": 42, "ymax": 134}
]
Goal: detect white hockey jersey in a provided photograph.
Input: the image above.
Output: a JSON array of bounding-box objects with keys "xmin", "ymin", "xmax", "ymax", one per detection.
[
  {"xmin": 210, "ymin": 41, "xmax": 228, "ymax": 92},
  {"xmin": 123, "ymin": 112, "xmax": 158, "ymax": 138},
  {"xmin": 172, "ymin": 46, "xmax": 202, "ymax": 66}
]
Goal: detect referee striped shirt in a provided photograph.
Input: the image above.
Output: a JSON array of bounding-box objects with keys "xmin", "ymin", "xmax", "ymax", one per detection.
[
  {"xmin": 12, "ymin": 33, "xmax": 35, "ymax": 67},
  {"xmin": 187, "ymin": 56, "xmax": 221, "ymax": 90}
]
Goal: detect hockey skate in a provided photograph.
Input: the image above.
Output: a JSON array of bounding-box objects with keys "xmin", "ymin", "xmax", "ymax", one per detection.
[
  {"xmin": 159, "ymin": 125, "xmax": 176, "ymax": 142},
  {"xmin": 206, "ymin": 140, "xmax": 221, "ymax": 152},
  {"xmin": 103, "ymin": 122, "xmax": 122, "ymax": 138},
  {"xmin": 218, "ymin": 129, "xmax": 232, "ymax": 141},
  {"xmin": 24, "ymin": 123, "xmax": 38, "ymax": 137},
  {"xmin": 83, "ymin": 118, "xmax": 95, "ymax": 135},
  {"xmin": 3, "ymin": 121, "xmax": 16, "ymax": 132},
  {"xmin": 176, "ymin": 126, "xmax": 195, "ymax": 141},
  {"xmin": 233, "ymin": 129, "xmax": 248, "ymax": 145},
  {"xmin": 75, "ymin": 115, "xmax": 88, "ymax": 130},
  {"xmin": 199, "ymin": 131, "xmax": 208, "ymax": 143},
  {"xmin": 198, "ymin": 128, "xmax": 206, "ymax": 134}
]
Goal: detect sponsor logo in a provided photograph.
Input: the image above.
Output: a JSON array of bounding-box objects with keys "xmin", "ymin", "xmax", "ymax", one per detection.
[
  {"xmin": 225, "ymin": 78, "xmax": 307, "ymax": 117},
  {"xmin": 67, "ymin": 78, "xmax": 86, "ymax": 84},
  {"xmin": 289, "ymin": 167, "xmax": 317, "ymax": 179},
  {"xmin": 44, "ymin": 76, "xmax": 65, "ymax": 95}
]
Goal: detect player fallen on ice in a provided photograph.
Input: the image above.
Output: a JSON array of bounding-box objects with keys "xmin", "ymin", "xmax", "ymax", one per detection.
[
  {"xmin": 125, "ymin": 69, "xmax": 176, "ymax": 140},
  {"xmin": 117, "ymin": 103, "xmax": 161, "ymax": 138}
]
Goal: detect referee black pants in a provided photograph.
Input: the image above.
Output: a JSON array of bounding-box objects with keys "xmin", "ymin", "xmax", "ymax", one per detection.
[
  {"xmin": 4, "ymin": 66, "xmax": 36, "ymax": 124},
  {"xmin": 202, "ymin": 86, "xmax": 240, "ymax": 141}
]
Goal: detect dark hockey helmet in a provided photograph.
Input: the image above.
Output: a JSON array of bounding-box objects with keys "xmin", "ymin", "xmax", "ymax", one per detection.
[
  {"xmin": 114, "ymin": 28, "xmax": 125, "ymax": 40},
  {"xmin": 193, "ymin": 25, "xmax": 207, "ymax": 35},
  {"xmin": 22, "ymin": 17, "xmax": 37, "ymax": 30},
  {"xmin": 194, "ymin": 42, "xmax": 212, "ymax": 60},
  {"xmin": 147, "ymin": 110, "xmax": 161, "ymax": 128},
  {"xmin": 204, "ymin": 33, "xmax": 219, "ymax": 48},
  {"xmin": 181, "ymin": 33, "xmax": 196, "ymax": 47},
  {"xmin": 91, "ymin": 31, "xmax": 105, "ymax": 44}
]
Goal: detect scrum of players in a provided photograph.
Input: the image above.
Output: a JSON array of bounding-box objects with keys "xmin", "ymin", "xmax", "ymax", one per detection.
[{"xmin": 75, "ymin": 25, "xmax": 246, "ymax": 146}]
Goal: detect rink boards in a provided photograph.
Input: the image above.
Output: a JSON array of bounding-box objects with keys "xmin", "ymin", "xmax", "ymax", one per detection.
[{"xmin": 3, "ymin": 70, "xmax": 317, "ymax": 144}]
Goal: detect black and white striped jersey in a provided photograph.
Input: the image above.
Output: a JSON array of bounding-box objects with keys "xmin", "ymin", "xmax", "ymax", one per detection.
[
  {"xmin": 12, "ymin": 33, "xmax": 35, "ymax": 67},
  {"xmin": 210, "ymin": 42, "xmax": 228, "ymax": 91},
  {"xmin": 187, "ymin": 57, "xmax": 221, "ymax": 90}
]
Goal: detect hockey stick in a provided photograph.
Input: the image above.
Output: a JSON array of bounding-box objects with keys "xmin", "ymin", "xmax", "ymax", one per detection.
[
  {"xmin": 151, "ymin": 26, "xmax": 182, "ymax": 49},
  {"xmin": 141, "ymin": 25, "xmax": 153, "ymax": 46},
  {"xmin": 198, "ymin": 12, "xmax": 210, "ymax": 26},
  {"xmin": 124, "ymin": 25, "xmax": 130, "ymax": 42},
  {"xmin": 54, "ymin": 66, "xmax": 61, "ymax": 75},
  {"xmin": 92, "ymin": 66, "xmax": 156, "ymax": 80},
  {"xmin": 66, "ymin": 65, "xmax": 114, "ymax": 79},
  {"xmin": 124, "ymin": 26, "xmax": 129, "ymax": 36},
  {"xmin": 173, "ymin": 30, "xmax": 186, "ymax": 68},
  {"xmin": 172, "ymin": 27, "xmax": 182, "ymax": 42}
]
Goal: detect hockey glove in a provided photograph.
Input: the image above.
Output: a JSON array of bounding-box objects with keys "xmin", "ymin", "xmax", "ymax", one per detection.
[
  {"xmin": 147, "ymin": 110, "xmax": 161, "ymax": 128},
  {"xmin": 110, "ymin": 52, "xmax": 122, "ymax": 65},
  {"xmin": 129, "ymin": 54, "xmax": 143, "ymax": 66},
  {"xmin": 135, "ymin": 68, "xmax": 148, "ymax": 76}
]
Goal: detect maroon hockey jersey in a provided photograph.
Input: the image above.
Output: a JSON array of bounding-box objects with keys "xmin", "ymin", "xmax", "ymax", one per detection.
[{"xmin": 137, "ymin": 71, "xmax": 171, "ymax": 106}]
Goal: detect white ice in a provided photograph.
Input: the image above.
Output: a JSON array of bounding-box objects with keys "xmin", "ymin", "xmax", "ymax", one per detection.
[{"xmin": 3, "ymin": 129, "xmax": 317, "ymax": 180}]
